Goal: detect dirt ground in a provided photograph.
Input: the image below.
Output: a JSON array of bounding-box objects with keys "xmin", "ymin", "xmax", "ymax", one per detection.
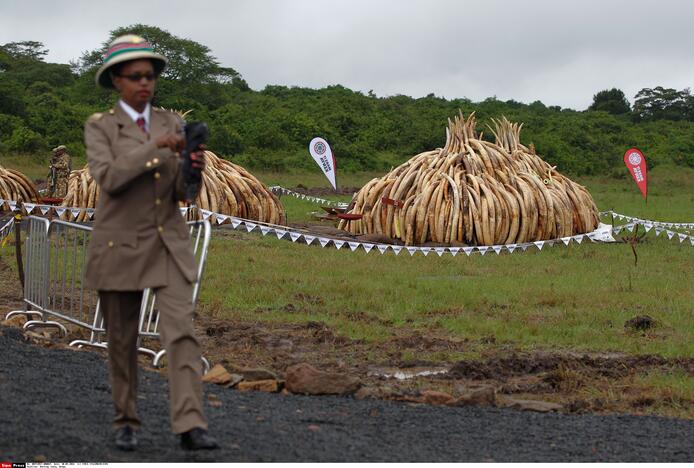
[{"xmin": 1, "ymin": 223, "xmax": 692, "ymax": 419}]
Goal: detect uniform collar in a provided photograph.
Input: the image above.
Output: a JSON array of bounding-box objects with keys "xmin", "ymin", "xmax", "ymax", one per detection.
[{"xmin": 118, "ymin": 100, "xmax": 151, "ymax": 132}]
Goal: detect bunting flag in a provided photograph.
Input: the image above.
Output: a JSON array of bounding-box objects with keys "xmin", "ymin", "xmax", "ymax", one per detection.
[
  {"xmin": 267, "ymin": 186, "xmax": 349, "ymax": 208},
  {"xmin": 1, "ymin": 199, "xmax": 692, "ymax": 257},
  {"xmin": 601, "ymin": 210, "xmax": 694, "ymax": 231}
]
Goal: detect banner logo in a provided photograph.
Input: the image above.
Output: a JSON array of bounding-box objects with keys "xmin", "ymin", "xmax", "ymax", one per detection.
[
  {"xmin": 623, "ymin": 147, "xmax": 648, "ymax": 201},
  {"xmin": 628, "ymin": 152, "xmax": 642, "ymax": 166},
  {"xmin": 313, "ymin": 141, "xmax": 327, "ymax": 156},
  {"xmin": 308, "ymin": 137, "xmax": 337, "ymax": 190}
]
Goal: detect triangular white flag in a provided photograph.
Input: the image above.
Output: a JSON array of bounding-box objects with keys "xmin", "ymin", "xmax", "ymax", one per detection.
[
  {"xmin": 435, "ymin": 247, "xmax": 445, "ymax": 257},
  {"xmin": 304, "ymin": 235, "xmax": 315, "ymax": 245},
  {"xmin": 678, "ymin": 233, "xmax": 687, "ymax": 243},
  {"xmin": 655, "ymin": 227, "xmax": 663, "ymax": 236},
  {"xmin": 200, "ymin": 209, "xmax": 212, "ymax": 220},
  {"xmin": 391, "ymin": 245, "xmax": 403, "ymax": 256},
  {"xmin": 463, "ymin": 247, "xmax": 474, "ymax": 256},
  {"xmin": 55, "ymin": 207, "xmax": 67, "ymax": 216},
  {"xmin": 449, "ymin": 247, "xmax": 460, "ymax": 257},
  {"xmin": 70, "ymin": 208, "xmax": 82, "ymax": 219},
  {"xmin": 289, "ymin": 232, "xmax": 301, "ymax": 242},
  {"xmin": 8, "ymin": 201, "xmax": 17, "ymax": 211},
  {"xmin": 507, "ymin": 244, "xmax": 517, "ymax": 253},
  {"xmin": 260, "ymin": 226, "xmax": 271, "ymax": 236},
  {"xmin": 40, "ymin": 206, "xmax": 50, "ymax": 215},
  {"xmin": 521, "ymin": 244, "xmax": 530, "ymax": 251},
  {"xmin": 492, "ymin": 245, "xmax": 502, "ymax": 255},
  {"xmin": 24, "ymin": 203, "xmax": 36, "ymax": 213},
  {"xmin": 88, "ymin": 211, "xmax": 96, "ymax": 220},
  {"xmin": 560, "ymin": 237, "xmax": 571, "ymax": 245},
  {"xmin": 572, "ymin": 235, "xmax": 584, "ymax": 244},
  {"xmin": 478, "ymin": 246, "xmax": 489, "ymax": 255},
  {"xmin": 690, "ymin": 237, "xmax": 694, "ymax": 246},
  {"xmin": 215, "ymin": 215, "xmax": 227, "ymax": 225},
  {"xmin": 643, "ymin": 223, "xmax": 653, "ymax": 233},
  {"xmin": 333, "ymin": 240, "xmax": 345, "ymax": 250},
  {"xmin": 667, "ymin": 230, "xmax": 675, "ymax": 240},
  {"xmin": 231, "ymin": 218, "xmax": 242, "ymax": 229},
  {"xmin": 613, "ymin": 226, "xmax": 623, "ymax": 235},
  {"xmin": 534, "ymin": 241, "xmax": 544, "ymax": 250},
  {"xmin": 348, "ymin": 241, "xmax": 360, "ymax": 251},
  {"xmin": 179, "ymin": 207, "xmax": 188, "ymax": 216},
  {"xmin": 377, "ymin": 244, "xmax": 389, "ymax": 254},
  {"xmin": 421, "ymin": 247, "xmax": 431, "ymax": 256},
  {"xmin": 318, "ymin": 237, "xmax": 330, "ymax": 247},
  {"xmin": 246, "ymin": 222, "xmax": 257, "ymax": 233},
  {"xmin": 406, "ymin": 246, "xmax": 418, "ymax": 256},
  {"xmin": 275, "ymin": 229, "xmax": 286, "ymax": 239},
  {"xmin": 361, "ymin": 243, "xmax": 374, "ymax": 253}
]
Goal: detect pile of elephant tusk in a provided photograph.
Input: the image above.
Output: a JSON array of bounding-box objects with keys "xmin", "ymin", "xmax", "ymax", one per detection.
[
  {"xmin": 338, "ymin": 112, "xmax": 599, "ymax": 246},
  {"xmin": 61, "ymin": 151, "xmax": 286, "ymax": 225},
  {"xmin": 0, "ymin": 164, "xmax": 39, "ymax": 203}
]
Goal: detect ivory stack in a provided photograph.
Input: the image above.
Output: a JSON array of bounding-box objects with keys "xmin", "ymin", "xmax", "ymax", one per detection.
[
  {"xmin": 338, "ymin": 112, "xmax": 599, "ymax": 246},
  {"xmin": 61, "ymin": 151, "xmax": 286, "ymax": 225},
  {"xmin": 0, "ymin": 165, "xmax": 39, "ymax": 203}
]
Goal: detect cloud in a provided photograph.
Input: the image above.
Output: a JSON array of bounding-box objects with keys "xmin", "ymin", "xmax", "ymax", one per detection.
[{"xmin": 1, "ymin": 0, "xmax": 692, "ymax": 109}]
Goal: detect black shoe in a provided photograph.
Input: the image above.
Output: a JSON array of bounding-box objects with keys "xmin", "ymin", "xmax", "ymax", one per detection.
[
  {"xmin": 180, "ymin": 427, "xmax": 219, "ymax": 451},
  {"xmin": 115, "ymin": 425, "xmax": 138, "ymax": 451}
]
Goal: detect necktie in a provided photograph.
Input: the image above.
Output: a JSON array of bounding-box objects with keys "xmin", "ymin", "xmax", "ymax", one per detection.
[{"xmin": 136, "ymin": 116, "xmax": 147, "ymax": 133}]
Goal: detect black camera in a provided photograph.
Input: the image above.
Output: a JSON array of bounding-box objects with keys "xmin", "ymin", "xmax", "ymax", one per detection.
[{"xmin": 181, "ymin": 122, "xmax": 208, "ymax": 203}]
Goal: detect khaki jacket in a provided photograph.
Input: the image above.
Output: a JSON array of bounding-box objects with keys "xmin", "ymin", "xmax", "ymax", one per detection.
[{"xmin": 84, "ymin": 104, "xmax": 197, "ymax": 291}]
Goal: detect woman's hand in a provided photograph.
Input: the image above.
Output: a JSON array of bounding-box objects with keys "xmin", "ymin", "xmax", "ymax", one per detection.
[{"xmin": 155, "ymin": 133, "xmax": 184, "ymax": 152}]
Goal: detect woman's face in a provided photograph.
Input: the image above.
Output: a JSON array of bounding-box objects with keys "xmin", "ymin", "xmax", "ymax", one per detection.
[{"xmin": 112, "ymin": 59, "xmax": 156, "ymax": 112}]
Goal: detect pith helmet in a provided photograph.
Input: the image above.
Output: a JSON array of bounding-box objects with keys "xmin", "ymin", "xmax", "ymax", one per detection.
[
  {"xmin": 95, "ymin": 34, "xmax": 167, "ymax": 89},
  {"xmin": 52, "ymin": 145, "xmax": 67, "ymax": 153}
]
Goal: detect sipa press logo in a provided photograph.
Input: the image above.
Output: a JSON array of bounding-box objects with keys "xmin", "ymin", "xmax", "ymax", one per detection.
[{"xmin": 2, "ymin": 463, "xmax": 25, "ymax": 468}]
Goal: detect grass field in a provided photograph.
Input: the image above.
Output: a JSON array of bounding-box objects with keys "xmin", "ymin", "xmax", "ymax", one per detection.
[
  {"xmin": 201, "ymin": 165, "xmax": 694, "ymax": 360},
  {"xmin": 1, "ymin": 157, "xmax": 692, "ymax": 417},
  {"xmin": 200, "ymin": 165, "xmax": 694, "ymax": 417}
]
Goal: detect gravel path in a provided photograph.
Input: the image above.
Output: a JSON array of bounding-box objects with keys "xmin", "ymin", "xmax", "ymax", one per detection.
[{"xmin": 1, "ymin": 325, "xmax": 692, "ymax": 462}]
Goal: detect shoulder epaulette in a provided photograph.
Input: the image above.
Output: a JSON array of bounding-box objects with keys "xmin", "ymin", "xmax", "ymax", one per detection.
[{"xmin": 87, "ymin": 112, "xmax": 104, "ymax": 122}]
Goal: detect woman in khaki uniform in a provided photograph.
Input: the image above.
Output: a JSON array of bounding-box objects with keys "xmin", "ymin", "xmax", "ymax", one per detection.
[{"xmin": 85, "ymin": 34, "xmax": 217, "ymax": 452}]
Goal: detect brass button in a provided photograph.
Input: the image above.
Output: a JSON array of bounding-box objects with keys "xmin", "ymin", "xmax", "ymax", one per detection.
[
  {"xmin": 155, "ymin": 198, "xmax": 161, "ymax": 205},
  {"xmin": 154, "ymin": 172, "xmax": 161, "ymax": 179},
  {"xmin": 157, "ymin": 225, "xmax": 164, "ymax": 233},
  {"xmin": 152, "ymin": 157, "xmax": 159, "ymax": 164},
  {"xmin": 145, "ymin": 161, "xmax": 152, "ymax": 168},
  {"xmin": 108, "ymin": 241, "xmax": 114, "ymax": 247}
]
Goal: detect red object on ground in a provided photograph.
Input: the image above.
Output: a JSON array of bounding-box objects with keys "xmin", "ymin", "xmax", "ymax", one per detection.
[
  {"xmin": 336, "ymin": 213, "xmax": 363, "ymax": 220},
  {"xmin": 38, "ymin": 197, "xmax": 64, "ymax": 205},
  {"xmin": 623, "ymin": 148, "xmax": 648, "ymax": 201}
]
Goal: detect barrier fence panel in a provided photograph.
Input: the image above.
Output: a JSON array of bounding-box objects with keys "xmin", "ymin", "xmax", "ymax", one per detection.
[
  {"xmin": 4, "ymin": 216, "xmax": 212, "ymax": 370},
  {"xmin": 24, "ymin": 219, "xmax": 103, "ymax": 342},
  {"xmin": 5, "ymin": 216, "xmax": 50, "ymax": 322},
  {"xmin": 138, "ymin": 220, "xmax": 212, "ymax": 371}
]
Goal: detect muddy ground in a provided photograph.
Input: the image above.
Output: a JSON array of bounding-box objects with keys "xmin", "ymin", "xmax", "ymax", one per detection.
[{"xmin": 1, "ymin": 224, "xmax": 692, "ymax": 420}]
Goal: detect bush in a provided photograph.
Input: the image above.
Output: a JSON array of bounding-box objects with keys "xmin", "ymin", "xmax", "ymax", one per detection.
[{"xmin": 7, "ymin": 125, "xmax": 43, "ymax": 152}]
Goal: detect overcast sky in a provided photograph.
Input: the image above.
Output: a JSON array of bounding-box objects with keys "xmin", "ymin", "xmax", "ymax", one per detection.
[{"xmin": 1, "ymin": 0, "xmax": 693, "ymax": 109}]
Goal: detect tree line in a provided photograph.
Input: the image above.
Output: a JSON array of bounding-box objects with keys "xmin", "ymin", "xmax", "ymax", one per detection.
[{"xmin": 1, "ymin": 25, "xmax": 693, "ymax": 176}]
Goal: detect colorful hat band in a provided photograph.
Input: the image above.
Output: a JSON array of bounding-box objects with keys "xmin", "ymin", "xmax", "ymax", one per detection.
[{"xmin": 103, "ymin": 47, "xmax": 155, "ymax": 64}]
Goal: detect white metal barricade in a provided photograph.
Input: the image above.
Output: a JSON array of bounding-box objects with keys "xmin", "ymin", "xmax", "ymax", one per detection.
[{"xmin": 4, "ymin": 216, "xmax": 211, "ymax": 370}]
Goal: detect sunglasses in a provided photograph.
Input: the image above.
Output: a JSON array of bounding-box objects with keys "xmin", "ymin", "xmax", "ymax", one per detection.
[{"xmin": 118, "ymin": 72, "xmax": 156, "ymax": 82}]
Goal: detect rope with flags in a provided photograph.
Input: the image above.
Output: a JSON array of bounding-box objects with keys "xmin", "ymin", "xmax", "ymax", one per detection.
[{"xmin": 1, "ymin": 199, "xmax": 693, "ymax": 256}]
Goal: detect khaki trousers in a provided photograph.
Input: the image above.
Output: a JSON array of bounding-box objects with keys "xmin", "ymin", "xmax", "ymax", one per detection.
[{"xmin": 99, "ymin": 254, "xmax": 207, "ymax": 434}]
